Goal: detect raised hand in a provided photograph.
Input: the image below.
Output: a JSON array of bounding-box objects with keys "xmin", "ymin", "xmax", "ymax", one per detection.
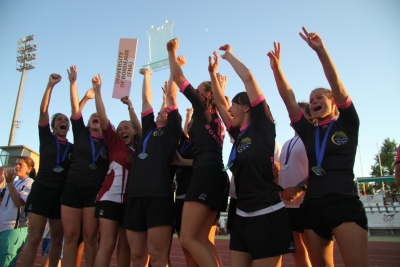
[
  {"xmin": 91, "ymin": 74, "xmax": 102, "ymax": 91},
  {"xmin": 267, "ymin": 42, "xmax": 281, "ymax": 70},
  {"xmin": 139, "ymin": 68, "xmax": 153, "ymax": 76},
  {"xmin": 208, "ymin": 51, "xmax": 219, "ymax": 74},
  {"xmin": 67, "ymin": 65, "xmax": 78, "ymax": 82},
  {"xmin": 186, "ymin": 107, "xmax": 193, "ymax": 116},
  {"xmin": 299, "ymin": 27, "xmax": 324, "ymax": 51},
  {"xmin": 167, "ymin": 38, "xmax": 179, "ymax": 52},
  {"xmin": 85, "ymin": 88, "xmax": 95, "ymax": 99},
  {"xmin": 5, "ymin": 169, "xmax": 16, "ymax": 184},
  {"xmin": 49, "ymin": 73, "xmax": 62, "ymax": 86},
  {"xmin": 216, "ymin": 73, "xmax": 227, "ymax": 91},
  {"xmin": 121, "ymin": 96, "xmax": 131, "ymax": 106},
  {"xmin": 219, "ymin": 44, "xmax": 233, "ymax": 60},
  {"xmin": 177, "ymin": 55, "xmax": 186, "ymax": 66}
]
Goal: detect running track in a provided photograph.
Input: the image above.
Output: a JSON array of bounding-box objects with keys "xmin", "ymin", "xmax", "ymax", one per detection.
[{"xmin": 17, "ymin": 237, "xmax": 400, "ymax": 267}]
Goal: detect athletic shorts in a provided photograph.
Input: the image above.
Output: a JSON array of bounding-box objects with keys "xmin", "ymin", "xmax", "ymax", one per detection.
[
  {"xmin": 42, "ymin": 238, "xmax": 51, "ymax": 255},
  {"xmin": 174, "ymin": 198, "xmax": 184, "ymax": 232},
  {"xmin": 230, "ymin": 208, "xmax": 295, "ymax": 260},
  {"xmin": 61, "ymin": 183, "xmax": 99, "ymax": 208},
  {"xmin": 185, "ymin": 166, "xmax": 228, "ymax": 210},
  {"xmin": 124, "ymin": 196, "xmax": 174, "ymax": 232},
  {"xmin": 24, "ymin": 183, "xmax": 63, "ymax": 219},
  {"xmin": 286, "ymin": 208, "xmax": 303, "ymax": 233},
  {"xmin": 300, "ymin": 194, "xmax": 368, "ymax": 240},
  {"xmin": 95, "ymin": 201, "xmax": 126, "ymax": 226},
  {"xmin": 227, "ymin": 198, "xmax": 237, "ymax": 231}
]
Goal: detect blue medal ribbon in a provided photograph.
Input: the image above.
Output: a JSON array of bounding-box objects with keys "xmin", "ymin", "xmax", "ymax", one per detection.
[
  {"xmin": 89, "ymin": 134, "xmax": 106, "ymax": 169},
  {"xmin": 54, "ymin": 136, "xmax": 71, "ymax": 172},
  {"xmin": 283, "ymin": 136, "xmax": 300, "ymax": 165},
  {"xmin": 179, "ymin": 140, "xmax": 192, "ymax": 155},
  {"xmin": 138, "ymin": 129, "xmax": 156, "ymax": 159},
  {"xmin": 223, "ymin": 123, "xmax": 252, "ymax": 171},
  {"xmin": 314, "ymin": 120, "xmax": 335, "ymax": 169}
]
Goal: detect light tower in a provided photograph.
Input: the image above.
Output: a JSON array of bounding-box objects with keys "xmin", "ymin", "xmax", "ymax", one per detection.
[{"xmin": 8, "ymin": 35, "xmax": 37, "ymax": 146}]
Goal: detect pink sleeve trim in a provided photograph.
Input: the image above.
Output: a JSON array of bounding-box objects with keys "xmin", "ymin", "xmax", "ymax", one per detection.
[
  {"xmin": 334, "ymin": 96, "xmax": 352, "ymax": 109},
  {"xmin": 290, "ymin": 110, "xmax": 303, "ymax": 123},
  {"xmin": 167, "ymin": 104, "xmax": 178, "ymax": 113},
  {"xmin": 38, "ymin": 121, "xmax": 49, "ymax": 127},
  {"xmin": 57, "ymin": 136, "xmax": 68, "ymax": 142},
  {"xmin": 91, "ymin": 133, "xmax": 103, "ymax": 139},
  {"xmin": 226, "ymin": 120, "xmax": 232, "ymax": 132},
  {"xmin": 71, "ymin": 112, "xmax": 82, "ymax": 120},
  {"xmin": 141, "ymin": 108, "xmax": 153, "ymax": 117},
  {"xmin": 251, "ymin": 94, "xmax": 265, "ymax": 107},
  {"xmin": 179, "ymin": 80, "xmax": 190, "ymax": 93}
]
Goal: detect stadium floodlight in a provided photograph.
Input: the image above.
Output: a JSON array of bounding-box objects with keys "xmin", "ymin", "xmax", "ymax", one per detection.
[{"xmin": 8, "ymin": 34, "xmax": 37, "ymax": 146}]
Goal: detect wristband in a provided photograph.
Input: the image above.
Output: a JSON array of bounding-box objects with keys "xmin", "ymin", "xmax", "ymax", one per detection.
[{"xmin": 128, "ymin": 105, "xmax": 133, "ymax": 110}]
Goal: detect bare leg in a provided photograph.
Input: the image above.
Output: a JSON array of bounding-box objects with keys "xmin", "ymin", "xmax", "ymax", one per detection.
[
  {"xmin": 229, "ymin": 251, "xmax": 252, "ymax": 267},
  {"xmin": 126, "ymin": 230, "xmax": 148, "ymax": 267},
  {"xmin": 304, "ymin": 229, "xmax": 334, "ymax": 267},
  {"xmin": 48, "ymin": 219, "xmax": 64, "ymax": 267},
  {"xmin": 82, "ymin": 207, "xmax": 99, "ymax": 267},
  {"xmin": 332, "ymin": 222, "xmax": 368, "ymax": 267},
  {"xmin": 198, "ymin": 215, "xmax": 223, "ymax": 267},
  {"xmin": 61, "ymin": 205, "xmax": 82, "ymax": 267},
  {"xmin": 93, "ymin": 218, "xmax": 119, "ymax": 267},
  {"xmin": 291, "ymin": 232, "xmax": 311, "ymax": 267},
  {"xmin": 22, "ymin": 213, "xmax": 47, "ymax": 267},
  {"xmin": 147, "ymin": 226, "xmax": 173, "ymax": 267},
  {"xmin": 180, "ymin": 201, "xmax": 218, "ymax": 267},
  {"xmin": 117, "ymin": 227, "xmax": 131, "ymax": 267},
  {"xmin": 252, "ymin": 256, "xmax": 282, "ymax": 267}
]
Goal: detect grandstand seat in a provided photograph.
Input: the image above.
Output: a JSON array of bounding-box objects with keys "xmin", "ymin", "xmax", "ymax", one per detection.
[
  {"xmin": 387, "ymin": 207, "xmax": 395, "ymax": 213},
  {"xmin": 371, "ymin": 207, "xmax": 380, "ymax": 213}
]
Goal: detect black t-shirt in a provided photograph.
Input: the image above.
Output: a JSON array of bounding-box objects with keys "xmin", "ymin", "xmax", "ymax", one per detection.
[
  {"xmin": 66, "ymin": 114, "xmax": 108, "ymax": 190},
  {"xmin": 127, "ymin": 108, "xmax": 181, "ymax": 198},
  {"xmin": 173, "ymin": 133, "xmax": 195, "ymax": 196},
  {"xmin": 34, "ymin": 123, "xmax": 74, "ymax": 189},
  {"xmin": 228, "ymin": 97, "xmax": 280, "ymax": 212},
  {"xmin": 292, "ymin": 101, "xmax": 359, "ymax": 199},
  {"xmin": 181, "ymin": 82, "xmax": 224, "ymax": 169}
]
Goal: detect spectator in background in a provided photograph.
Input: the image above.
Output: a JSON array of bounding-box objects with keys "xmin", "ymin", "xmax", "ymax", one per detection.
[{"xmin": 0, "ymin": 156, "xmax": 36, "ymax": 267}]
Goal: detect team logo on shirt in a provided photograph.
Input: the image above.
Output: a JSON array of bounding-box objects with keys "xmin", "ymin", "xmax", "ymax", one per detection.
[
  {"xmin": 153, "ymin": 129, "xmax": 164, "ymax": 136},
  {"xmin": 237, "ymin": 137, "xmax": 251, "ymax": 153},
  {"xmin": 331, "ymin": 131, "xmax": 348, "ymax": 145}
]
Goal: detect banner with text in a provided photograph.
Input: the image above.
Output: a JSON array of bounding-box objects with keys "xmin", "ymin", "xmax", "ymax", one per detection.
[{"xmin": 112, "ymin": 38, "xmax": 138, "ymax": 99}]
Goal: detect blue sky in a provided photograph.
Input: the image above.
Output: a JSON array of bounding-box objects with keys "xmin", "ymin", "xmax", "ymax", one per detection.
[{"xmin": 0, "ymin": 0, "xmax": 399, "ymax": 179}]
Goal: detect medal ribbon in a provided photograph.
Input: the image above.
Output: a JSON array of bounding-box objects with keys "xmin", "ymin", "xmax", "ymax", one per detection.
[
  {"xmin": 55, "ymin": 136, "xmax": 71, "ymax": 169},
  {"xmin": 140, "ymin": 129, "xmax": 156, "ymax": 155},
  {"xmin": 89, "ymin": 134, "xmax": 106, "ymax": 165},
  {"xmin": 179, "ymin": 140, "xmax": 192, "ymax": 155},
  {"xmin": 284, "ymin": 136, "xmax": 300, "ymax": 165},
  {"xmin": 315, "ymin": 120, "xmax": 335, "ymax": 168},
  {"xmin": 225, "ymin": 123, "xmax": 252, "ymax": 168}
]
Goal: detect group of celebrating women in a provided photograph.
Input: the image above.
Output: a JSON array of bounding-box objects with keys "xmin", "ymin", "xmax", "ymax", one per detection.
[{"xmin": 0, "ymin": 26, "xmax": 369, "ymax": 267}]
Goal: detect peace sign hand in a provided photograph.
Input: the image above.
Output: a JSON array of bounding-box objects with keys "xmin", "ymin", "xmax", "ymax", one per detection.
[
  {"xmin": 267, "ymin": 42, "xmax": 281, "ymax": 70},
  {"xmin": 299, "ymin": 27, "xmax": 324, "ymax": 52}
]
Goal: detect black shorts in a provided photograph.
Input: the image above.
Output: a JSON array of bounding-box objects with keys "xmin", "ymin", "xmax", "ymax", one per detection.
[
  {"xmin": 124, "ymin": 196, "xmax": 174, "ymax": 232},
  {"xmin": 61, "ymin": 183, "xmax": 99, "ymax": 208},
  {"xmin": 286, "ymin": 208, "xmax": 303, "ymax": 233},
  {"xmin": 300, "ymin": 194, "xmax": 368, "ymax": 240},
  {"xmin": 230, "ymin": 208, "xmax": 295, "ymax": 260},
  {"xmin": 185, "ymin": 166, "xmax": 228, "ymax": 210},
  {"xmin": 24, "ymin": 183, "xmax": 63, "ymax": 219},
  {"xmin": 174, "ymin": 198, "xmax": 184, "ymax": 232},
  {"xmin": 227, "ymin": 198, "xmax": 237, "ymax": 231},
  {"xmin": 95, "ymin": 201, "xmax": 126, "ymax": 226}
]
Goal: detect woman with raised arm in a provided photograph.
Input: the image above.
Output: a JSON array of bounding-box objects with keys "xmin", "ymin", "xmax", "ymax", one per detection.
[
  {"xmin": 209, "ymin": 47, "xmax": 294, "ymax": 267},
  {"xmin": 167, "ymin": 39, "xmax": 228, "ymax": 267},
  {"xmin": 61, "ymin": 66, "xmax": 108, "ymax": 267},
  {"xmin": 268, "ymin": 27, "xmax": 368, "ymax": 267},
  {"xmin": 22, "ymin": 74, "xmax": 73, "ymax": 267},
  {"xmin": 123, "ymin": 68, "xmax": 181, "ymax": 267},
  {"xmin": 0, "ymin": 156, "xmax": 36, "ymax": 267},
  {"xmin": 92, "ymin": 73, "xmax": 141, "ymax": 267}
]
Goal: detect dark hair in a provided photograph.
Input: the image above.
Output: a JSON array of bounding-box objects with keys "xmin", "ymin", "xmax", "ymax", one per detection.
[
  {"xmin": 232, "ymin": 92, "xmax": 255, "ymax": 120},
  {"xmin": 17, "ymin": 156, "xmax": 37, "ymax": 179},
  {"xmin": 50, "ymin": 113, "xmax": 63, "ymax": 130},
  {"xmin": 202, "ymin": 81, "xmax": 215, "ymax": 106},
  {"xmin": 298, "ymin": 101, "xmax": 317, "ymax": 125},
  {"xmin": 311, "ymin": 88, "xmax": 339, "ymax": 117}
]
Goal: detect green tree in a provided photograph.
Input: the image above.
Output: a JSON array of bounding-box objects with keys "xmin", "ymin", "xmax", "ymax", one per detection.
[{"xmin": 370, "ymin": 138, "xmax": 397, "ymax": 177}]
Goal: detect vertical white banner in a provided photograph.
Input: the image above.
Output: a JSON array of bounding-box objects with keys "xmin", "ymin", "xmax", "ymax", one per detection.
[{"xmin": 112, "ymin": 38, "xmax": 138, "ymax": 99}]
